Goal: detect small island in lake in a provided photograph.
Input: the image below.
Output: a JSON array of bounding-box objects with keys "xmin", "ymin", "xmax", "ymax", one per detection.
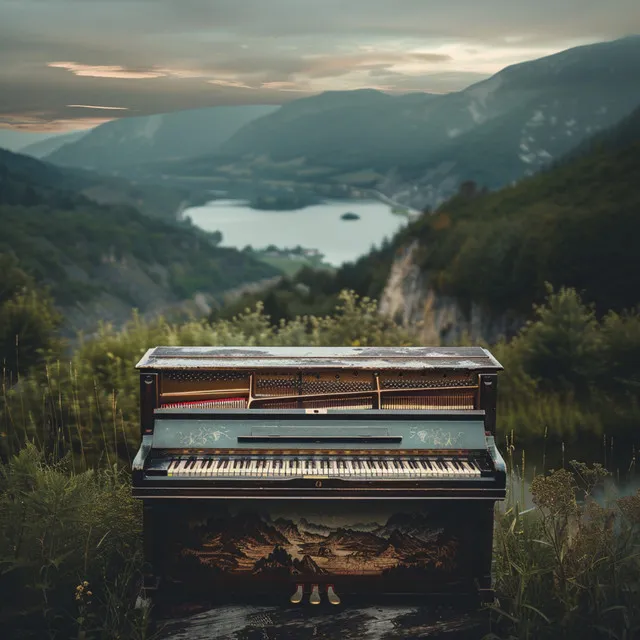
[{"xmin": 341, "ymin": 212, "xmax": 360, "ymax": 221}]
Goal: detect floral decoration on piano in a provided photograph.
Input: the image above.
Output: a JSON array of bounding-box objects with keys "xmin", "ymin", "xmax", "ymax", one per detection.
[
  {"xmin": 176, "ymin": 426, "xmax": 231, "ymax": 447},
  {"xmin": 409, "ymin": 428, "xmax": 465, "ymax": 447}
]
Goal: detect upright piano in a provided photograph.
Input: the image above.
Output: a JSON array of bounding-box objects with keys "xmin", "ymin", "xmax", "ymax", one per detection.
[{"xmin": 132, "ymin": 346, "xmax": 506, "ymax": 606}]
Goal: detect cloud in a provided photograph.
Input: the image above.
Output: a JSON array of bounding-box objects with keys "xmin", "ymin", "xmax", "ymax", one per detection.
[
  {"xmin": 260, "ymin": 81, "xmax": 310, "ymax": 92},
  {"xmin": 67, "ymin": 104, "xmax": 129, "ymax": 110},
  {"xmin": 368, "ymin": 68, "xmax": 403, "ymax": 77},
  {"xmin": 48, "ymin": 61, "xmax": 166, "ymax": 79},
  {"xmin": 207, "ymin": 79, "xmax": 253, "ymax": 89},
  {"xmin": 2, "ymin": 0, "xmax": 639, "ymax": 131},
  {"xmin": 0, "ymin": 112, "xmax": 115, "ymax": 132}
]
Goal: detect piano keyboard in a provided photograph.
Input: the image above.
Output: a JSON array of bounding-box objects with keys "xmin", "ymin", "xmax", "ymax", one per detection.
[{"xmin": 158, "ymin": 456, "xmax": 484, "ymax": 479}]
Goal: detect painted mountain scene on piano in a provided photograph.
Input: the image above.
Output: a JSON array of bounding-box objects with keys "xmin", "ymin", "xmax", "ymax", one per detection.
[{"xmin": 164, "ymin": 502, "xmax": 474, "ymax": 589}]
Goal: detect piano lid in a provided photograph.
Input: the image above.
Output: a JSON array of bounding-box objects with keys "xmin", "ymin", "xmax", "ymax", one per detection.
[{"xmin": 136, "ymin": 346, "xmax": 503, "ymax": 372}]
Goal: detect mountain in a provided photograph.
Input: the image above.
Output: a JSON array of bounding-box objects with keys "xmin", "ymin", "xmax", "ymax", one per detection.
[
  {"xmin": 218, "ymin": 89, "xmax": 436, "ymax": 167},
  {"xmin": 376, "ymin": 101, "xmax": 640, "ymax": 343},
  {"xmin": 0, "ymin": 146, "xmax": 205, "ymax": 220},
  {"xmin": 0, "ymin": 148, "xmax": 279, "ymax": 335},
  {"xmin": 45, "ymin": 105, "xmax": 279, "ymax": 171},
  {"xmin": 215, "ymin": 99, "xmax": 640, "ymax": 342},
  {"xmin": 20, "ymin": 130, "xmax": 88, "ymax": 159},
  {"xmin": 0, "ymin": 129, "xmax": 63, "ymax": 153},
  {"xmin": 383, "ymin": 35, "xmax": 640, "ymax": 208},
  {"xmin": 374, "ymin": 512, "xmax": 443, "ymax": 543},
  {"xmin": 171, "ymin": 36, "xmax": 640, "ymax": 210}
]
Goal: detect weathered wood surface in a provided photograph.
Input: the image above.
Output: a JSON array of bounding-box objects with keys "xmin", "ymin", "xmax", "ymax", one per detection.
[{"xmin": 156, "ymin": 603, "xmax": 489, "ymax": 639}]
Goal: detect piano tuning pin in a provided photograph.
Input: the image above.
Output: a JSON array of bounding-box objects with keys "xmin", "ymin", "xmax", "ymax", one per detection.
[
  {"xmin": 290, "ymin": 584, "xmax": 303, "ymax": 604},
  {"xmin": 309, "ymin": 584, "xmax": 321, "ymax": 605},
  {"xmin": 327, "ymin": 585, "xmax": 341, "ymax": 605}
]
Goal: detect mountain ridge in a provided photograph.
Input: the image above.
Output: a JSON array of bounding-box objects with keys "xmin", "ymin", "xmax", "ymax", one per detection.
[
  {"xmin": 174, "ymin": 36, "xmax": 640, "ymax": 210},
  {"xmin": 20, "ymin": 130, "xmax": 88, "ymax": 159},
  {"xmin": 46, "ymin": 104, "xmax": 279, "ymax": 171},
  {"xmin": 375, "ymin": 101, "xmax": 640, "ymax": 343}
]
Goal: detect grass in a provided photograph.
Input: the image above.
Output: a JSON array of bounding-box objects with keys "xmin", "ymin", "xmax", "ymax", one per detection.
[
  {"xmin": 1, "ymin": 291, "xmax": 639, "ymax": 638},
  {"xmin": 487, "ymin": 439, "xmax": 640, "ymax": 640},
  {"xmin": 1, "ymin": 433, "xmax": 637, "ymax": 639},
  {"xmin": 0, "ymin": 445, "xmax": 152, "ymax": 640}
]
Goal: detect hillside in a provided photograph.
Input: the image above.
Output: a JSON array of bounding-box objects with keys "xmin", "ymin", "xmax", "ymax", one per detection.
[
  {"xmin": 19, "ymin": 130, "xmax": 88, "ymax": 159},
  {"xmin": 45, "ymin": 105, "xmax": 279, "ymax": 171},
  {"xmin": 218, "ymin": 89, "xmax": 435, "ymax": 167},
  {"xmin": 169, "ymin": 36, "xmax": 640, "ymax": 210},
  {"xmin": 217, "ymin": 102, "xmax": 640, "ymax": 337},
  {"xmin": 0, "ymin": 149, "xmax": 279, "ymax": 336},
  {"xmin": 0, "ymin": 146, "xmax": 205, "ymax": 220},
  {"xmin": 383, "ymin": 36, "xmax": 640, "ymax": 209},
  {"xmin": 0, "ymin": 129, "xmax": 64, "ymax": 153},
  {"xmin": 383, "ymin": 102, "xmax": 640, "ymax": 325}
]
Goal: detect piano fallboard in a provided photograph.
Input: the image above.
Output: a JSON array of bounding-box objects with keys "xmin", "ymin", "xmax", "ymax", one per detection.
[
  {"xmin": 150, "ymin": 410, "xmax": 489, "ymax": 450},
  {"xmin": 133, "ymin": 410, "xmax": 505, "ymax": 500}
]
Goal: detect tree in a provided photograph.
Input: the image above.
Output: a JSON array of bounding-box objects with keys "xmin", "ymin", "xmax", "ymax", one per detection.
[
  {"xmin": 0, "ymin": 253, "xmax": 63, "ymax": 377},
  {"xmin": 511, "ymin": 284, "xmax": 599, "ymax": 395}
]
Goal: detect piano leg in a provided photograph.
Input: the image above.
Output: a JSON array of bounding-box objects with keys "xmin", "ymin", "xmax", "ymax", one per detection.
[
  {"xmin": 474, "ymin": 501, "xmax": 497, "ymax": 605},
  {"xmin": 141, "ymin": 503, "xmax": 161, "ymax": 602}
]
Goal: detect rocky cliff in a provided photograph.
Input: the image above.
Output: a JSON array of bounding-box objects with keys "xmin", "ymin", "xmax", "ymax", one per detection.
[{"xmin": 378, "ymin": 241, "xmax": 522, "ymax": 345}]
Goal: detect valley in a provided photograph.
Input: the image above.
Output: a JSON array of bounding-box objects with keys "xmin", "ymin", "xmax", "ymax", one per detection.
[{"xmin": 2, "ymin": 20, "xmax": 640, "ymax": 640}]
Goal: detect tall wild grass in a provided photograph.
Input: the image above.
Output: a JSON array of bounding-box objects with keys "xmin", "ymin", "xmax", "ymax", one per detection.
[{"xmin": 0, "ymin": 289, "xmax": 639, "ymax": 638}]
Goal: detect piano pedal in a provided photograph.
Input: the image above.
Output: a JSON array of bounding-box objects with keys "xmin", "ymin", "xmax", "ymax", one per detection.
[
  {"xmin": 309, "ymin": 584, "xmax": 321, "ymax": 605},
  {"xmin": 327, "ymin": 584, "xmax": 341, "ymax": 605},
  {"xmin": 289, "ymin": 584, "xmax": 304, "ymax": 605}
]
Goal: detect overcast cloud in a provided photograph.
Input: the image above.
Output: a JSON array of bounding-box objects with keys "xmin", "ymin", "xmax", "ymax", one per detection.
[{"xmin": 1, "ymin": 0, "xmax": 639, "ymax": 132}]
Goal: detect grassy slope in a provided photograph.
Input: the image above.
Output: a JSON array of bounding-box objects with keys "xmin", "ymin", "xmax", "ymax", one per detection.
[{"xmin": 0, "ymin": 148, "xmax": 279, "ymax": 317}]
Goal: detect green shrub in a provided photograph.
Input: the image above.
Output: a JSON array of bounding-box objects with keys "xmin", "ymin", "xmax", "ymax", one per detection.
[
  {"xmin": 489, "ymin": 463, "xmax": 640, "ymax": 640},
  {"xmin": 0, "ymin": 444, "xmax": 148, "ymax": 640}
]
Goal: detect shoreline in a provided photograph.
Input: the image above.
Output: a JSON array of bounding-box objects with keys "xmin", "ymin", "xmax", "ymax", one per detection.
[{"xmin": 367, "ymin": 189, "xmax": 421, "ymax": 220}]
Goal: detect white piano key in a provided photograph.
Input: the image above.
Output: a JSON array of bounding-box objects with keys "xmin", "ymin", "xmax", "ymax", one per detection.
[{"xmin": 161, "ymin": 453, "xmax": 493, "ymax": 483}]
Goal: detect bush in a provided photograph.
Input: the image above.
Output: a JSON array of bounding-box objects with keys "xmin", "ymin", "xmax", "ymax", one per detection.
[
  {"xmin": 0, "ymin": 445, "xmax": 147, "ymax": 639},
  {"xmin": 489, "ymin": 463, "xmax": 640, "ymax": 640},
  {"xmin": 1, "ymin": 291, "xmax": 415, "ymax": 464},
  {"xmin": 0, "ymin": 253, "xmax": 63, "ymax": 378}
]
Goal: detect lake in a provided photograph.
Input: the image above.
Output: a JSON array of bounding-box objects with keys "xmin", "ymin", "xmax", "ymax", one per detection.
[{"xmin": 182, "ymin": 198, "xmax": 409, "ymax": 265}]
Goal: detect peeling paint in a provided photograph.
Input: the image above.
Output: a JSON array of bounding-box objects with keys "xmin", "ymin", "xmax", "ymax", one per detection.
[{"xmin": 136, "ymin": 346, "xmax": 503, "ymax": 372}]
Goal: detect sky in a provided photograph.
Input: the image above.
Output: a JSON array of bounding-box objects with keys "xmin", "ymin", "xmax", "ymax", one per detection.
[{"xmin": 1, "ymin": 0, "xmax": 639, "ymax": 137}]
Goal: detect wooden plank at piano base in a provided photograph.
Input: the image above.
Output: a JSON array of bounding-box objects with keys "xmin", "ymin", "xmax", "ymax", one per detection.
[
  {"xmin": 155, "ymin": 601, "xmax": 490, "ymax": 639},
  {"xmin": 140, "ymin": 498, "xmax": 497, "ymax": 606}
]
